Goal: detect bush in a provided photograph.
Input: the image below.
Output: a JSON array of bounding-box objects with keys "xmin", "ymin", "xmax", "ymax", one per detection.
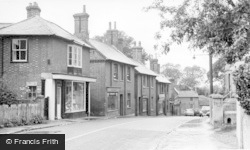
[
  {"xmin": 30, "ymin": 115, "xmax": 44, "ymax": 124},
  {"xmin": 0, "ymin": 81, "xmax": 18, "ymax": 106}
]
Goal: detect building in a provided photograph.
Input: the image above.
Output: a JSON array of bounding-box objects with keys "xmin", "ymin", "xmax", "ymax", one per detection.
[
  {"xmin": 150, "ymin": 59, "xmax": 171, "ymax": 116},
  {"xmin": 73, "ymin": 6, "xmax": 137, "ymax": 117},
  {"xmin": 131, "ymin": 42, "xmax": 158, "ymax": 116},
  {"xmin": 0, "ymin": 3, "xmax": 96, "ymax": 120},
  {"xmin": 173, "ymin": 89, "xmax": 199, "ymax": 115}
]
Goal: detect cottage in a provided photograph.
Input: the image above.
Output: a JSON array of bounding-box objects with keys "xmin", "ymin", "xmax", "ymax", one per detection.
[
  {"xmin": 130, "ymin": 42, "xmax": 158, "ymax": 116},
  {"xmin": 150, "ymin": 59, "xmax": 171, "ymax": 116},
  {"xmin": 0, "ymin": 3, "xmax": 96, "ymax": 120}
]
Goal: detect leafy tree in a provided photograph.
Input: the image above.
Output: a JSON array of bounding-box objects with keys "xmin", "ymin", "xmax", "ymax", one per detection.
[
  {"xmin": 93, "ymin": 31, "xmax": 149, "ymax": 64},
  {"xmin": 161, "ymin": 63, "xmax": 182, "ymax": 83},
  {"xmin": 179, "ymin": 65, "xmax": 206, "ymax": 89},
  {"xmin": 147, "ymin": 0, "xmax": 250, "ymax": 64},
  {"xmin": 207, "ymin": 57, "xmax": 227, "ymax": 82}
]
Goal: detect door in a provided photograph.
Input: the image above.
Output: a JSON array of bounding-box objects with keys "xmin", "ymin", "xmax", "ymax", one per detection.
[
  {"xmin": 55, "ymin": 81, "xmax": 62, "ymax": 119},
  {"xmin": 120, "ymin": 94, "xmax": 123, "ymax": 116}
]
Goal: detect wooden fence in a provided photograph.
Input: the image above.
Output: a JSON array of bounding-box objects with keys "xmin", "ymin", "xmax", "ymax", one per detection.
[{"xmin": 0, "ymin": 98, "xmax": 48, "ymax": 126}]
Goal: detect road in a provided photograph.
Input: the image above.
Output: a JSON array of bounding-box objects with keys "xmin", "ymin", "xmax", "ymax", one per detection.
[{"xmin": 19, "ymin": 116, "xmax": 196, "ymax": 150}]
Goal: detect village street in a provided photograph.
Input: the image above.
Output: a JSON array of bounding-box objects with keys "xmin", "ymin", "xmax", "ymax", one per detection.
[{"xmin": 16, "ymin": 116, "xmax": 237, "ymax": 150}]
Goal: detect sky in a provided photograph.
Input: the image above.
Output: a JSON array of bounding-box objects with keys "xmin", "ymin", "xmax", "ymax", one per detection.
[{"xmin": 0, "ymin": 0, "xmax": 212, "ymax": 72}]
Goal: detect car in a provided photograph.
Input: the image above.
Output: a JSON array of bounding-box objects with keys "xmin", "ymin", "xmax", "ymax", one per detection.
[
  {"xmin": 184, "ymin": 109, "xmax": 194, "ymax": 116},
  {"xmin": 205, "ymin": 111, "xmax": 210, "ymax": 117}
]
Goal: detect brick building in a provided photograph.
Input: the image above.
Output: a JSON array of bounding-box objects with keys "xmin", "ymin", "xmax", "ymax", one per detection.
[
  {"xmin": 131, "ymin": 42, "xmax": 158, "ymax": 116},
  {"xmin": 150, "ymin": 59, "xmax": 171, "ymax": 115},
  {"xmin": 0, "ymin": 3, "xmax": 96, "ymax": 120},
  {"xmin": 73, "ymin": 6, "xmax": 137, "ymax": 117}
]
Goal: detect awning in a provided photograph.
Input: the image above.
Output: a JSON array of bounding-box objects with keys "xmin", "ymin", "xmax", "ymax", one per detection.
[{"xmin": 41, "ymin": 73, "xmax": 96, "ymax": 83}]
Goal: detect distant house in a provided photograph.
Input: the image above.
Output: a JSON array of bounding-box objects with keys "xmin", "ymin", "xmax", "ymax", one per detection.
[
  {"xmin": 130, "ymin": 43, "xmax": 158, "ymax": 116},
  {"xmin": 0, "ymin": 3, "xmax": 96, "ymax": 120},
  {"xmin": 174, "ymin": 89, "xmax": 199, "ymax": 115}
]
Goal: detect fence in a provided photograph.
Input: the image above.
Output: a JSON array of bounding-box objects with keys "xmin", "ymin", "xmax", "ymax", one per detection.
[{"xmin": 0, "ymin": 97, "xmax": 48, "ymax": 126}]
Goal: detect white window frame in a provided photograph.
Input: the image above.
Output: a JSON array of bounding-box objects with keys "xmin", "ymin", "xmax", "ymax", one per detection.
[
  {"xmin": 12, "ymin": 39, "xmax": 28, "ymax": 62},
  {"xmin": 67, "ymin": 45, "xmax": 82, "ymax": 68}
]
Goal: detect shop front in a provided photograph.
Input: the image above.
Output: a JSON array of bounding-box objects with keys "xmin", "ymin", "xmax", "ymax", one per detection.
[
  {"xmin": 106, "ymin": 87, "xmax": 121, "ymax": 116},
  {"xmin": 42, "ymin": 73, "xmax": 96, "ymax": 120}
]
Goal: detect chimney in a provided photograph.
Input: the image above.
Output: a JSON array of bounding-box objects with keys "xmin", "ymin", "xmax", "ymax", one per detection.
[
  {"xmin": 132, "ymin": 41, "xmax": 143, "ymax": 63},
  {"xmin": 73, "ymin": 5, "xmax": 89, "ymax": 40},
  {"xmin": 150, "ymin": 58, "xmax": 160, "ymax": 74},
  {"xmin": 106, "ymin": 22, "xmax": 118, "ymax": 47},
  {"xmin": 26, "ymin": 2, "xmax": 41, "ymax": 18}
]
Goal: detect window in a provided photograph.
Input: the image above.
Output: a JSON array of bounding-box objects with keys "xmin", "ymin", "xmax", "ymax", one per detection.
[
  {"xmin": 27, "ymin": 86, "xmax": 37, "ymax": 99},
  {"xmin": 12, "ymin": 39, "xmax": 27, "ymax": 62},
  {"xmin": 127, "ymin": 66, "xmax": 131, "ymax": 81},
  {"xmin": 151, "ymin": 78, "xmax": 154, "ymax": 87},
  {"xmin": 114, "ymin": 64, "xmax": 118, "ymax": 80},
  {"xmin": 108, "ymin": 93, "xmax": 118, "ymax": 110},
  {"xmin": 127, "ymin": 93, "xmax": 131, "ymax": 108},
  {"xmin": 160, "ymin": 84, "xmax": 164, "ymax": 93},
  {"xmin": 120, "ymin": 65, "xmax": 124, "ymax": 80},
  {"xmin": 143, "ymin": 98, "xmax": 147, "ymax": 112},
  {"xmin": 65, "ymin": 81, "xmax": 85, "ymax": 113},
  {"xmin": 190, "ymin": 98, "xmax": 193, "ymax": 101},
  {"xmin": 147, "ymin": 76, "xmax": 150, "ymax": 87},
  {"xmin": 143, "ymin": 76, "xmax": 146, "ymax": 87},
  {"xmin": 67, "ymin": 45, "xmax": 82, "ymax": 68}
]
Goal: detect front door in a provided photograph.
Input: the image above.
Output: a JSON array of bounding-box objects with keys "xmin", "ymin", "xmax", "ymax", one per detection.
[
  {"xmin": 120, "ymin": 94, "xmax": 123, "ymax": 116},
  {"xmin": 55, "ymin": 81, "xmax": 62, "ymax": 119}
]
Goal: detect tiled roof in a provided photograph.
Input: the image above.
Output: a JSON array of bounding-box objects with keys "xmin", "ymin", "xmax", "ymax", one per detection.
[
  {"xmin": 89, "ymin": 39, "xmax": 137, "ymax": 66},
  {"xmin": 0, "ymin": 16, "xmax": 91, "ymax": 48},
  {"xmin": 0, "ymin": 23, "xmax": 12, "ymax": 29},
  {"xmin": 131, "ymin": 59, "xmax": 157, "ymax": 76},
  {"xmin": 156, "ymin": 74, "xmax": 171, "ymax": 83},
  {"xmin": 178, "ymin": 90, "xmax": 198, "ymax": 98}
]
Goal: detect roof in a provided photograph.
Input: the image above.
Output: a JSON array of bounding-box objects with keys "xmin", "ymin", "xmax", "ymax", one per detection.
[
  {"xmin": 177, "ymin": 90, "xmax": 198, "ymax": 98},
  {"xmin": 156, "ymin": 74, "xmax": 171, "ymax": 84},
  {"xmin": 0, "ymin": 23, "xmax": 12, "ymax": 29},
  {"xmin": 131, "ymin": 59, "xmax": 157, "ymax": 76},
  {"xmin": 0, "ymin": 16, "xmax": 91, "ymax": 48},
  {"xmin": 89, "ymin": 39, "xmax": 137, "ymax": 66}
]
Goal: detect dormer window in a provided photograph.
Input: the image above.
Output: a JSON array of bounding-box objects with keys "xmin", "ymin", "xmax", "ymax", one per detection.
[
  {"xmin": 67, "ymin": 45, "xmax": 82, "ymax": 68},
  {"xmin": 12, "ymin": 39, "xmax": 28, "ymax": 62}
]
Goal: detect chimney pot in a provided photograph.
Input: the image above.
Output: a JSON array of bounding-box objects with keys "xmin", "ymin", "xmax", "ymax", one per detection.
[
  {"xmin": 109, "ymin": 22, "xmax": 112, "ymax": 30},
  {"xmin": 83, "ymin": 5, "xmax": 86, "ymax": 13}
]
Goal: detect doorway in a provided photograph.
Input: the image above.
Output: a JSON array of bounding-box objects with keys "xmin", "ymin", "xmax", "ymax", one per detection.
[
  {"xmin": 55, "ymin": 81, "xmax": 62, "ymax": 119},
  {"xmin": 120, "ymin": 94, "xmax": 123, "ymax": 116}
]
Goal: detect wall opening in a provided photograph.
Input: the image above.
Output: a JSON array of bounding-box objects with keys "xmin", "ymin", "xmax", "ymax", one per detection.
[{"xmin": 227, "ymin": 118, "xmax": 231, "ymax": 124}]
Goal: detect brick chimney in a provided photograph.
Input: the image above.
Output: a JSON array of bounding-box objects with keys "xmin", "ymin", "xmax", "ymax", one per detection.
[
  {"xmin": 26, "ymin": 2, "xmax": 41, "ymax": 18},
  {"xmin": 73, "ymin": 5, "xmax": 89, "ymax": 40},
  {"xmin": 150, "ymin": 58, "xmax": 160, "ymax": 74},
  {"xmin": 106, "ymin": 22, "xmax": 118, "ymax": 46},
  {"xmin": 132, "ymin": 41, "xmax": 143, "ymax": 63}
]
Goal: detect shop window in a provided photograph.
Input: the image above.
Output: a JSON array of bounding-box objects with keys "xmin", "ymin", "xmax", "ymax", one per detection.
[
  {"xmin": 108, "ymin": 93, "xmax": 118, "ymax": 110},
  {"xmin": 65, "ymin": 81, "xmax": 85, "ymax": 113},
  {"xmin": 28, "ymin": 86, "xmax": 37, "ymax": 99},
  {"xmin": 127, "ymin": 93, "xmax": 131, "ymax": 108},
  {"xmin": 127, "ymin": 66, "xmax": 131, "ymax": 81},
  {"xmin": 12, "ymin": 39, "xmax": 27, "ymax": 62},
  {"xmin": 114, "ymin": 64, "xmax": 118, "ymax": 80}
]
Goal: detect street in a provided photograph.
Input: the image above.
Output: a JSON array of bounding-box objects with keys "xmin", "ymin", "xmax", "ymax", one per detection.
[{"xmin": 16, "ymin": 116, "xmax": 237, "ymax": 150}]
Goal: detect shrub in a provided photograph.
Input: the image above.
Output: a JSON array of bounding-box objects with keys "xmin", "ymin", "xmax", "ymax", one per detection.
[
  {"xmin": 0, "ymin": 81, "xmax": 18, "ymax": 106},
  {"xmin": 30, "ymin": 115, "xmax": 44, "ymax": 124}
]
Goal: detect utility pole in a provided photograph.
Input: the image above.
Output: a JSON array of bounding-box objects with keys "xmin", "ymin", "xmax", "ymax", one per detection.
[{"xmin": 209, "ymin": 53, "xmax": 213, "ymax": 94}]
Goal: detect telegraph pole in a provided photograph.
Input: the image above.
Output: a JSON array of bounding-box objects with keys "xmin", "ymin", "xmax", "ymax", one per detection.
[{"xmin": 209, "ymin": 53, "xmax": 213, "ymax": 94}]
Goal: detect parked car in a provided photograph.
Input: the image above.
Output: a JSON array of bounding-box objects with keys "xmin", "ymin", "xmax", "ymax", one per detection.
[
  {"xmin": 205, "ymin": 111, "xmax": 210, "ymax": 117},
  {"xmin": 184, "ymin": 109, "xmax": 194, "ymax": 116},
  {"xmin": 194, "ymin": 110, "xmax": 202, "ymax": 116}
]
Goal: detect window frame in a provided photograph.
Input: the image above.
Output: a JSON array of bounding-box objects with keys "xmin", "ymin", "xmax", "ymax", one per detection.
[
  {"xmin": 143, "ymin": 75, "xmax": 146, "ymax": 87},
  {"xmin": 27, "ymin": 86, "xmax": 37, "ymax": 99},
  {"xmin": 114, "ymin": 64, "xmax": 119, "ymax": 80},
  {"xmin": 151, "ymin": 78, "xmax": 154, "ymax": 88},
  {"xmin": 120, "ymin": 64, "xmax": 124, "ymax": 81},
  {"xmin": 67, "ymin": 45, "xmax": 82, "ymax": 68},
  {"xmin": 12, "ymin": 39, "xmax": 28, "ymax": 62},
  {"xmin": 127, "ymin": 66, "xmax": 131, "ymax": 81}
]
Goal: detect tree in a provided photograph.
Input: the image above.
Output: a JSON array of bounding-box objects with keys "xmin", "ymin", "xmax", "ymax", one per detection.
[
  {"xmin": 161, "ymin": 63, "xmax": 182, "ymax": 83},
  {"xmin": 207, "ymin": 57, "xmax": 227, "ymax": 82},
  {"xmin": 93, "ymin": 31, "xmax": 149, "ymax": 64},
  {"xmin": 179, "ymin": 65, "xmax": 206, "ymax": 89},
  {"xmin": 147, "ymin": 0, "xmax": 250, "ymax": 64}
]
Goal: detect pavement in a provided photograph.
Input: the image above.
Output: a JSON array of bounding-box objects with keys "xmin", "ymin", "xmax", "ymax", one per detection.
[{"xmin": 0, "ymin": 116, "xmax": 110, "ymax": 134}]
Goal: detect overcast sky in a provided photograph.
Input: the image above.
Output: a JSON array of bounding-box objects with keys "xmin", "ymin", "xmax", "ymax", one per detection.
[{"xmin": 0, "ymin": 0, "xmax": 212, "ymax": 72}]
